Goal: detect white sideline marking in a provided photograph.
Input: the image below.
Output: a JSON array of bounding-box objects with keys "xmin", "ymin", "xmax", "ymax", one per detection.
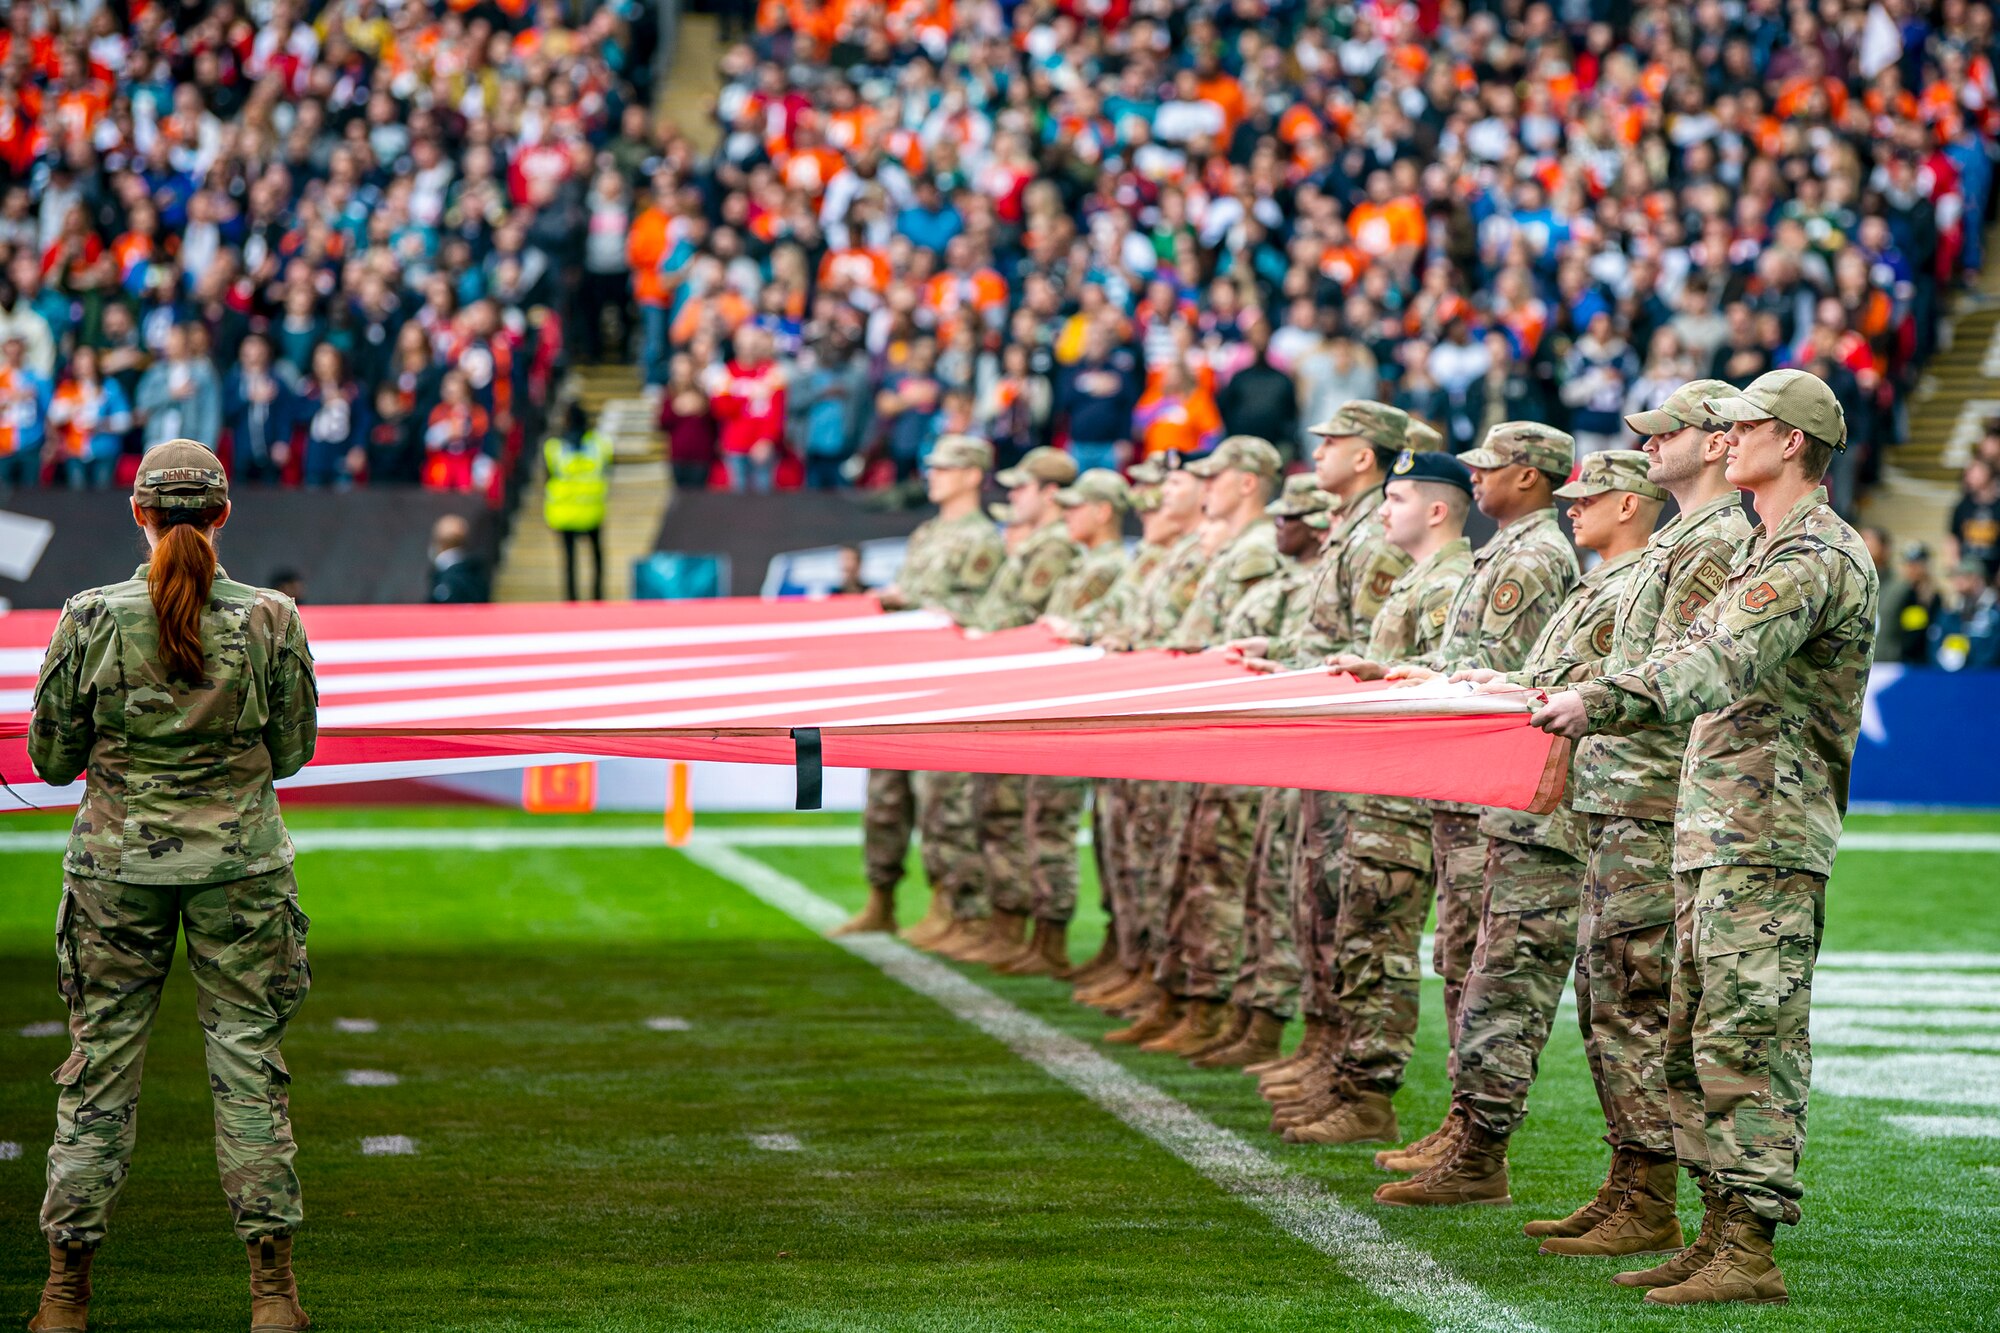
[
  {"xmin": 334, "ymin": 1017, "xmax": 379, "ymax": 1034},
  {"xmin": 1838, "ymin": 832, "xmax": 2000, "ymax": 852},
  {"xmin": 749, "ymin": 1132, "xmax": 804, "ymax": 1152},
  {"xmin": 0, "ymin": 1141, "xmax": 20, "ymax": 1161},
  {"xmin": 683, "ymin": 841, "xmax": 1540, "ymax": 1333},
  {"xmin": 1817, "ymin": 1053, "xmax": 2000, "ymax": 1108},
  {"xmin": 360, "ymin": 1135, "xmax": 417, "ymax": 1156},
  {"xmin": 645, "ymin": 1016, "xmax": 692, "ymax": 1032},
  {"xmin": 1887, "ymin": 1115, "xmax": 2000, "ymax": 1140},
  {"xmin": 1818, "ymin": 974, "xmax": 2000, "ymax": 1005},
  {"xmin": 1816, "ymin": 1020, "xmax": 2000, "ymax": 1052},
  {"xmin": 1817, "ymin": 1007, "xmax": 2000, "ymax": 1030},
  {"xmin": 17, "ymin": 1021, "xmax": 63, "ymax": 1038},
  {"xmin": 342, "ymin": 1070, "xmax": 400, "ymax": 1087}
]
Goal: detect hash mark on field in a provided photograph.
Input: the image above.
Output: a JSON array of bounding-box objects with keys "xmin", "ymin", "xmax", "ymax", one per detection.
[
  {"xmin": 645, "ymin": 1016, "xmax": 692, "ymax": 1032},
  {"xmin": 343, "ymin": 1070, "xmax": 400, "ymax": 1087},
  {"xmin": 360, "ymin": 1135, "xmax": 417, "ymax": 1156},
  {"xmin": 0, "ymin": 1142, "xmax": 20, "ymax": 1161},
  {"xmin": 749, "ymin": 1133, "xmax": 804, "ymax": 1152},
  {"xmin": 685, "ymin": 841, "xmax": 1540, "ymax": 1333},
  {"xmin": 1819, "ymin": 1053, "xmax": 2000, "ymax": 1108},
  {"xmin": 18, "ymin": 1021, "xmax": 63, "ymax": 1038},
  {"xmin": 1886, "ymin": 1115, "xmax": 2000, "ymax": 1140},
  {"xmin": 334, "ymin": 1017, "xmax": 379, "ymax": 1034}
]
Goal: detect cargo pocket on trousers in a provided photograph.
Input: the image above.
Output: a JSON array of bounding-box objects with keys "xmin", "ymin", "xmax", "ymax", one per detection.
[
  {"xmin": 54, "ymin": 889, "xmax": 82, "ymax": 1017},
  {"xmin": 52, "ymin": 1049, "xmax": 86, "ymax": 1143},
  {"xmin": 264, "ymin": 1050, "xmax": 293, "ymax": 1131},
  {"xmin": 1697, "ymin": 897, "xmax": 1815, "ymax": 1041},
  {"xmin": 1471, "ymin": 911, "xmax": 1523, "ymax": 977},
  {"xmin": 270, "ymin": 900, "xmax": 312, "ymax": 1023}
]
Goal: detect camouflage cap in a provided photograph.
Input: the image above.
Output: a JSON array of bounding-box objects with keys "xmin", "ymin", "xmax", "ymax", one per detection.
[
  {"xmin": 928, "ymin": 433, "xmax": 994, "ymax": 471},
  {"xmin": 1404, "ymin": 417, "xmax": 1445, "ymax": 451},
  {"xmin": 1055, "ymin": 468, "xmax": 1133, "ymax": 512},
  {"xmin": 1266, "ymin": 472, "xmax": 1337, "ymax": 519},
  {"xmin": 995, "ymin": 445, "xmax": 1080, "ymax": 488},
  {"xmin": 1624, "ymin": 378, "xmax": 1735, "ymax": 437},
  {"xmin": 1185, "ymin": 434, "xmax": 1283, "ymax": 480},
  {"xmin": 1127, "ymin": 458, "xmax": 1171, "ymax": 487},
  {"xmin": 1704, "ymin": 368, "xmax": 1848, "ymax": 450},
  {"xmin": 1308, "ymin": 400, "xmax": 1410, "ymax": 451},
  {"xmin": 133, "ymin": 439, "xmax": 229, "ymax": 510},
  {"xmin": 1460, "ymin": 421, "xmax": 1576, "ymax": 477},
  {"xmin": 1554, "ymin": 449, "xmax": 1668, "ymax": 502},
  {"xmin": 986, "ymin": 500, "xmax": 1018, "ymax": 525}
]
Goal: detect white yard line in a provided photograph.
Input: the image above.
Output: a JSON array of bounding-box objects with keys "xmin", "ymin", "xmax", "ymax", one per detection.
[
  {"xmin": 1887, "ymin": 1115, "xmax": 2000, "ymax": 1140},
  {"xmin": 681, "ymin": 840, "xmax": 1540, "ymax": 1333},
  {"xmin": 359, "ymin": 1135, "xmax": 417, "ymax": 1156}
]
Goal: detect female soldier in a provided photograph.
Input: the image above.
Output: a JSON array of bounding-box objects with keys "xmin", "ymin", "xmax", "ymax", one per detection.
[{"xmin": 27, "ymin": 440, "xmax": 319, "ymax": 1333}]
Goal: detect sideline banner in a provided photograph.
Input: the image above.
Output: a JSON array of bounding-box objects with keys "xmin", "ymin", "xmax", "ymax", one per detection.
[{"xmin": 1853, "ymin": 666, "xmax": 2000, "ymax": 808}]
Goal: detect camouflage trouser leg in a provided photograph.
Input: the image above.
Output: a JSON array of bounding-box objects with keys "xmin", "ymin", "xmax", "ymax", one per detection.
[
  {"xmin": 1453, "ymin": 838, "xmax": 1584, "ymax": 1137},
  {"xmin": 1092, "ymin": 779, "xmax": 1124, "ymax": 939},
  {"xmin": 1293, "ymin": 791, "xmax": 1347, "ymax": 1022},
  {"xmin": 1328, "ymin": 850, "xmax": 1428, "ymax": 1094},
  {"xmin": 862, "ymin": 768, "xmax": 915, "ymax": 894},
  {"xmin": 977, "ymin": 773, "xmax": 1034, "ymax": 915},
  {"xmin": 1112, "ymin": 780, "xmax": 1163, "ymax": 970},
  {"xmin": 1579, "ymin": 815, "xmax": 1676, "ymax": 1154},
  {"xmin": 1134, "ymin": 782, "xmax": 1195, "ymax": 975},
  {"xmin": 1155, "ymin": 784, "xmax": 1258, "ymax": 1001},
  {"xmin": 1430, "ymin": 807, "xmax": 1487, "ymax": 1077},
  {"xmin": 45, "ymin": 868, "xmax": 311, "ymax": 1248},
  {"xmin": 915, "ymin": 772, "xmax": 987, "ymax": 920},
  {"xmin": 1025, "ymin": 775, "xmax": 1088, "ymax": 923},
  {"xmin": 1671, "ymin": 865, "xmax": 1824, "ymax": 1225},
  {"xmin": 1229, "ymin": 788, "xmax": 1302, "ymax": 1018}
]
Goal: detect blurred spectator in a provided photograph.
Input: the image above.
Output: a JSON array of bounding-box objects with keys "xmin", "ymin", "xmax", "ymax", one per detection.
[
  {"xmin": 835, "ymin": 543, "xmax": 868, "ymax": 595},
  {"xmin": 134, "ymin": 325, "xmax": 220, "ymax": 453},
  {"xmin": 366, "ymin": 384, "xmax": 422, "ymax": 487},
  {"xmin": 544, "ymin": 402, "xmax": 610, "ymax": 603},
  {"xmin": 875, "ymin": 340, "xmax": 943, "ymax": 481},
  {"xmin": 300, "ymin": 346, "xmax": 371, "ymax": 489},
  {"xmin": 979, "ymin": 342, "xmax": 1049, "ymax": 469},
  {"xmin": 428, "ymin": 513, "xmax": 491, "ymax": 605},
  {"xmin": 423, "ymin": 370, "xmax": 493, "ymax": 494},
  {"xmin": 791, "ymin": 334, "xmax": 869, "ymax": 490},
  {"xmin": 1880, "ymin": 541, "xmax": 1943, "ymax": 666},
  {"xmin": 223, "ymin": 335, "xmax": 303, "ymax": 486},
  {"xmin": 48, "ymin": 346, "xmax": 131, "ymax": 490},
  {"xmin": 659, "ymin": 350, "xmax": 718, "ymax": 490},
  {"xmin": 1955, "ymin": 458, "xmax": 2000, "ymax": 578},
  {"xmin": 1217, "ymin": 322, "xmax": 1299, "ymax": 462},
  {"xmin": 582, "ymin": 170, "xmax": 635, "ymax": 363},
  {"xmin": 709, "ymin": 325, "xmax": 786, "ymax": 493},
  {"xmin": 0, "ymin": 333, "xmax": 50, "ymax": 486},
  {"xmin": 1561, "ymin": 312, "xmax": 1639, "ymax": 458},
  {"xmin": 1133, "ymin": 362, "xmax": 1222, "ymax": 460},
  {"xmin": 1056, "ymin": 323, "xmax": 1141, "ymax": 471},
  {"xmin": 269, "ymin": 571, "xmax": 306, "ymax": 604},
  {"xmin": 1933, "ymin": 558, "xmax": 2000, "ymax": 671}
]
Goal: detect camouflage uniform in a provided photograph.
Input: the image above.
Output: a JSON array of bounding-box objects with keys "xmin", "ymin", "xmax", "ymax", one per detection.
[
  {"xmin": 1421, "ymin": 438, "xmax": 1582, "ymax": 1057},
  {"xmin": 1154, "ymin": 512, "xmax": 1282, "ymax": 1001},
  {"xmin": 1572, "ymin": 491, "xmax": 1753, "ymax": 1155},
  {"xmin": 1452, "ymin": 547, "xmax": 1643, "ymax": 1135},
  {"xmin": 1022, "ymin": 529, "xmax": 1130, "ymax": 924},
  {"xmin": 1577, "ymin": 485, "xmax": 1877, "ymax": 1223},
  {"xmin": 881, "ymin": 507, "xmax": 1005, "ymax": 908},
  {"xmin": 969, "ymin": 517, "xmax": 1081, "ymax": 919},
  {"xmin": 1328, "ymin": 535, "xmax": 1473, "ymax": 1092},
  {"xmin": 1112, "ymin": 528, "xmax": 1210, "ymax": 970},
  {"xmin": 30, "ymin": 564, "xmax": 320, "ymax": 1247}
]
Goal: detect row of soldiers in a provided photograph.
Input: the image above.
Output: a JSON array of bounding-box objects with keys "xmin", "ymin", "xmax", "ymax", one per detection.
[{"xmin": 839, "ymin": 367, "xmax": 1875, "ymax": 1308}]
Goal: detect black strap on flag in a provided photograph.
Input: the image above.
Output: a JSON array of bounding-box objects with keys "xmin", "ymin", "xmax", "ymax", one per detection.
[{"xmin": 790, "ymin": 727, "xmax": 823, "ymax": 810}]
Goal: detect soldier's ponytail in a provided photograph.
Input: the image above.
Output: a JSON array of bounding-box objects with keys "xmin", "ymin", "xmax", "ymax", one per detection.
[{"xmin": 143, "ymin": 505, "xmax": 224, "ymax": 681}]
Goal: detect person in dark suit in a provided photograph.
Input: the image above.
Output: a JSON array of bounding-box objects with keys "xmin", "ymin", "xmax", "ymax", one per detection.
[{"xmin": 427, "ymin": 513, "xmax": 490, "ymax": 603}]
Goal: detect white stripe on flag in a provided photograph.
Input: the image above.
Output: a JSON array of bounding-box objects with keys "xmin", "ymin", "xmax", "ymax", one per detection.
[{"xmin": 307, "ymin": 610, "xmax": 954, "ymax": 666}]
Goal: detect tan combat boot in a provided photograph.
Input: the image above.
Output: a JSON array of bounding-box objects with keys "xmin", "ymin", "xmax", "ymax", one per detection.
[
  {"xmin": 1269, "ymin": 1067, "xmax": 1347, "ymax": 1131},
  {"xmin": 1541, "ymin": 1151, "xmax": 1684, "ymax": 1257},
  {"xmin": 900, "ymin": 888, "xmax": 954, "ymax": 947},
  {"xmin": 1246, "ymin": 1018, "xmax": 1324, "ymax": 1078},
  {"xmin": 996, "ymin": 919, "xmax": 1073, "ymax": 977},
  {"xmin": 1080, "ymin": 969, "xmax": 1148, "ymax": 1012},
  {"xmin": 1180, "ymin": 1004, "xmax": 1252, "ymax": 1060},
  {"xmin": 961, "ymin": 910, "xmax": 1030, "ymax": 965},
  {"xmin": 1141, "ymin": 998, "xmax": 1230, "ymax": 1055},
  {"xmin": 829, "ymin": 886, "xmax": 898, "ymax": 937},
  {"xmin": 933, "ymin": 916, "xmax": 996, "ymax": 961},
  {"xmin": 29, "ymin": 1240, "xmax": 93, "ymax": 1332},
  {"xmin": 1066, "ymin": 934, "xmax": 1121, "ymax": 988},
  {"xmin": 1104, "ymin": 992, "xmax": 1185, "ymax": 1045},
  {"xmin": 1612, "ymin": 1173, "xmax": 1723, "ymax": 1289},
  {"xmin": 1373, "ymin": 1119, "xmax": 1511, "ymax": 1207},
  {"xmin": 1523, "ymin": 1148, "xmax": 1635, "ymax": 1240},
  {"xmin": 1190, "ymin": 1007, "xmax": 1285, "ymax": 1069},
  {"xmin": 1644, "ymin": 1196, "xmax": 1787, "ymax": 1306},
  {"xmin": 247, "ymin": 1235, "xmax": 311, "ymax": 1332},
  {"xmin": 1374, "ymin": 1105, "xmax": 1465, "ymax": 1173},
  {"xmin": 1284, "ymin": 1089, "xmax": 1400, "ymax": 1145}
]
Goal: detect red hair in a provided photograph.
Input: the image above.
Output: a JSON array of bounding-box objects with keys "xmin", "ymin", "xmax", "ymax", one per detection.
[{"xmin": 142, "ymin": 505, "xmax": 224, "ymax": 681}]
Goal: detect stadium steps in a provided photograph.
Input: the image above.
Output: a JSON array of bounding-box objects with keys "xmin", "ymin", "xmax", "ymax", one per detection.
[
  {"xmin": 656, "ymin": 15, "xmax": 722, "ymax": 152},
  {"xmin": 1867, "ymin": 256, "xmax": 2000, "ymax": 542}
]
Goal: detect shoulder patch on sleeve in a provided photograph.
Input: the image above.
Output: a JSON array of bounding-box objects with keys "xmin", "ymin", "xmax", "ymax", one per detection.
[
  {"xmin": 1233, "ymin": 547, "xmax": 1280, "ymax": 582},
  {"xmin": 1676, "ymin": 555, "xmax": 1733, "ymax": 626},
  {"xmin": 1590, "ymin": 619, "xmax": 1615, "ymax": 657},
  {"xmin": 1721, "ymin": 565, "xmax": 1806, "ymax": 629},
  {"xmin": 1429, "ymin": 602, "xmax": 1448, "ymax": 629},
  {"xmin": 1368, "ymin": 567, "xmax": 1396, "ymax": 600},
  {"xmin": 1490, "ymin": 579, "xmax": 1525, "ymax": 615}
]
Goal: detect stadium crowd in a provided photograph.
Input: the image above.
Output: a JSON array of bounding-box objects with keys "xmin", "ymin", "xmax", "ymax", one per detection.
[
  {"xmin": 635, "ymin": 0, "xmax": 1998, "ymax": 518},
  {"xmin": 0, "ymin": 0, "xmax": 662, "ymax": 497}
]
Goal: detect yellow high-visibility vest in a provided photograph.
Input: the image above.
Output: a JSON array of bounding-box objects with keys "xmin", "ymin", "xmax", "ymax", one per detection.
[{"xmin": 543, "ymin": 431, "xmax": 611, "ymax": 531}]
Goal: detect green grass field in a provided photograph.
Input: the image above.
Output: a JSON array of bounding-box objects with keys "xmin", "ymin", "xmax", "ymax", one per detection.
[{"xmin": 2, "ymin": 806, "xmax": 1997, "ymax": 1331}]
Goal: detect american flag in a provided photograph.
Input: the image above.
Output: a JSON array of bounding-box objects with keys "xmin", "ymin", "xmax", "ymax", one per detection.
[{"xmin": 0, "ymin": 597, "xmax": 1565, "ymax": 812}]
